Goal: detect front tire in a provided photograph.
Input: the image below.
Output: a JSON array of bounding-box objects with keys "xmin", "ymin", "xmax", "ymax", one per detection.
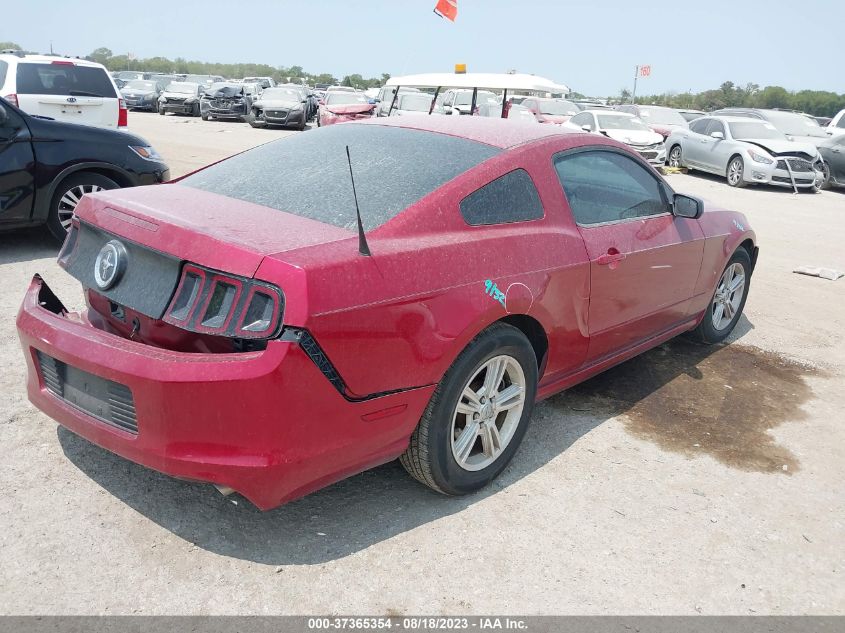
[
  {"xmin": 47, "ymin": 173, "xmax": 119, "ymax": 242},
  {"xmin": 668, "ymin": 144, "xmax": 683, "ymax": 168},
  {"xmin": 691, "ymin": 248, "xmax": 752, "ymax": 344},
  {"xmin": 727, "ymin": 156, "xmax": 747, "ymax": 188},
  {"xmin": 201, "ymin": 111, "xmax": 209, "ymax": 121},
  {"xmin": 400, "ymin": 323, "xmax": 538, "ymax": 495}
]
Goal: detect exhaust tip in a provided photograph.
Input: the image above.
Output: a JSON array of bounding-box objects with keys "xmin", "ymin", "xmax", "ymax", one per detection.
[{"xmin": 214, "ymin": 484, "xmax": 235, "ymax": 497}]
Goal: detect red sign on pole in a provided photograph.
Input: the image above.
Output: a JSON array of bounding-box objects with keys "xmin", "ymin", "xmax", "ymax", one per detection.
[{"xmin": 639, "ymin": 65, "xmax": 651, "ymax": 77}]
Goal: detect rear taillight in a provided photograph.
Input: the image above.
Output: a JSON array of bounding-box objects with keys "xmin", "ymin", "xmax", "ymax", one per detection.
[
  {"xmin": 3, "ymin": 93, "xmax": 18, "ymax": 107},
  {"xmin": 163, "ymin": 263, "xmax": 284, "ymax": 340},
  {"xmin": 118, "ymin": 98, "xmax": 128, "ymax": 127}
]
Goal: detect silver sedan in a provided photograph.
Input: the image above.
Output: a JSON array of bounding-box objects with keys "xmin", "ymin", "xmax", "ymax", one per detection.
[{"xmin": 665, "ymin": 116, "xmax": 825, "ymax": 191}]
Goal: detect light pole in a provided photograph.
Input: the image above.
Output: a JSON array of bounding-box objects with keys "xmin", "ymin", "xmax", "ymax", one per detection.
[{"xmin": 632, "ymin": 65, "xmax": 638, "ymax": 104}]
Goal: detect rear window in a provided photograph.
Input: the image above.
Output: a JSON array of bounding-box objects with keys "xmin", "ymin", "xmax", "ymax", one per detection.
[
  {"xmin": 181, "ymin": 124, "xmax": 500, "ymax": 231},
  {"xmin": 16, "ymin": 63, "xmax": 117, "ymax": 98}
]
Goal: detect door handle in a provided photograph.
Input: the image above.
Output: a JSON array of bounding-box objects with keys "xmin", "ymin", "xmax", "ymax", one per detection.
[{"xmin": 596, "ymin": 249, "xmax": 626, "ymax": 266}]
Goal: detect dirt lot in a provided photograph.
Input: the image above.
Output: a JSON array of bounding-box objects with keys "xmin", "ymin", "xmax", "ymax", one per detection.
[{"xmin": 1, "ymin": 112, "xmax": 843, "ymax": 615}]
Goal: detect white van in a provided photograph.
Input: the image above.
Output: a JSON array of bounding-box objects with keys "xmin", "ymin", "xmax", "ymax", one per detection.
[{"xmin": 0, "ymin": 52, "xmax": 126, "ymax": 129}]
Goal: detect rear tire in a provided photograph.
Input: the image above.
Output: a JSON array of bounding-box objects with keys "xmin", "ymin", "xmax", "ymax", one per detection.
[
  {"xmin": 201, "ymin": 112, "xmax": 209, "ymax": 121},
  {"xmin": 158, "ymin": 105, "xmax": 165, "ymax": 115},
  {"xmin": 726, "ymin": 156, "xmax": 747, "ymax": 188},
  {"xmin": 47, "ymin": 173, "xmax": 119, "ymax": 242},
  {"xmin": 400, "ymin": 323, "xmax": 538, "ymax": 495},
  {"xmin": 690, "ymin": 248, "xmax": 752, "ymax": 344}
]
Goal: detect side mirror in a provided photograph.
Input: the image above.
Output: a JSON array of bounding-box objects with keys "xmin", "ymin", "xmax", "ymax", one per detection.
[
  {"xmin": 673, "ymin": 193, "xmax": 703, "ymax": 219},
  {"xmin": 581, "ymin": 124, "xmax": 592, "ymax": 132},
  {"xmin": 710, "ymin": 131, "xmax": 724, "ymax": 139}
]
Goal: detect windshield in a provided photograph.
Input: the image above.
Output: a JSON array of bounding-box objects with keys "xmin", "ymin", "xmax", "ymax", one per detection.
[
  {"xmin": 185, "ymin": 75, "xmax": 213, "ymax": 84},
  {"xmin": 597, "ymin": 115, "xmax": 651, "ymax": 131},
  {"xmin": 729, "ymin": 121, "xmax": 786, "ymax": 140},
  {"xmin": 637, "ymin": 107, "xmax": 687, "ymax": 126},
  {"xmin": 326, "ymin": 92, "xmax": 368, "ymax": 105},
  {"xmin": 124, "ymin": 80, "xmax": 157, "ymax": 91},
  {"xmin": 166, "ymin": 82, "xmax": 199, "ymax": 95},
  {"xmin": 539, "ymin": 100, "xmax": 579, "ymax": 115},
  {"xmin": 181, "ymin": 124, "xmax": 500, "ymax": 232},
  {"xmin": 205, "ymin": 83, "xmax": 241, "ymax": 95},
  {"xmin": 764, "ymin": 111, "xmax": 825, "ymax": 137},
  {"xmin": 398, "ymin": 94, "xmax": 432, "ymax": 111},
  {"xmin": 262, "ymin": 88, "xmax": 301, "ymax": 101}
]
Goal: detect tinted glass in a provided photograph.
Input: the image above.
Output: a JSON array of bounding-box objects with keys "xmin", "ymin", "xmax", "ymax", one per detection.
[
  {"xmin": 554, "ymin": 150, "xmax": 669, "ymax": 225},
  {"xmin": 16, "ymin": 63, "xmax": 117, "ymax": 98},
  {"xmin": 706, "ymin": 120, "xmax": 726, "ymax": 136},
  {"xmin": 570, "ymin": 112, "xmax": 592, "ymax": 128},
  {"xmin": 460, "ymin": 169, "xmax": 544, "ymax": 226},
  {"xmin": 689, "ymin": 118, "xmax": 709, "ymax": 134},
  {"xmin": 182, "ymin": 124, "xmax": 500, "ymax": 231},
  {"xmin": 0, "ymin": 61, "xmax": 7, "ymax": 86},
  {"xmin": 837, "ymin": 117, "xmax": 845, "ymax": 129}
]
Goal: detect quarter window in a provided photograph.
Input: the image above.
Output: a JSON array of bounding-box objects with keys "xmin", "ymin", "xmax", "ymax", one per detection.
[
  {"xmin": 569, "ymin": 112, "xmax": 593, "ymax": 130},
  {"xmin": 837, "ymin": 116, "xmax": 845, "ymax": 129},
  {"xmin": 554, "ymin": 150, "xmax": 670, "ymax": 225},
  {"xmin": 460, "ymin": 169, "xmax": 544, "ymax": 226}
]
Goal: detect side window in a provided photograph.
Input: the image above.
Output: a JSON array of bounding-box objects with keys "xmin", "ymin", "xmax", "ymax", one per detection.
[
  {"xmin": 554, "ymin": 150, "xmax": 671, "ymax": 226},
  {"xmin": 570, "ymin": 112, "xmax": 592, "ymax": 129},
  {"xmin": 837, "ymin": 116, "xmax": 845, "ymax": 129},
  {"xmin": 460, "ymin": 169, "xmax": 544, "ymax": 226},
  {"xmin": 707, "ymin": 120, "xmax": 726, "ymax": 137},
  {"xmin": 689, "ymin": 118, "xmax": 709, "ymax": 134},
  {"xmin": 0, "ymin": 60, "xmax": 7, "ymax": 87}
]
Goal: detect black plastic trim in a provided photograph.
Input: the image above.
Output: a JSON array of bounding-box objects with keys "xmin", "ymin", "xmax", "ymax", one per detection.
[{"xmin": 280, "ymin": 327, "xmax": 428, "ymax": 402}]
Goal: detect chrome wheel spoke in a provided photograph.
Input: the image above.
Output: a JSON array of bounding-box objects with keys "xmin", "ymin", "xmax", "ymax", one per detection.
[
  {"xmin": 481, "ymin": 357, "xmax": 506, "ymax": 399},
  {"xmin": 479, "ymin": 422, "xmax": 502, "ymax": 458},
  {"xmin": 494, "ymin": 383, "xmax": 523, "ymax": 412},
  {"xmin": 453, "ymin": 421, "xmax": 480, "ymax": 465},
  {"xmin": 713, "ymin": 303, "xmax": 725, "ymax": 326}
]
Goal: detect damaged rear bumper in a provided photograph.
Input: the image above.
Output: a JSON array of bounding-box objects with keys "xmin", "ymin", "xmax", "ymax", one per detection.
[{"xmin": 16, "ymin": 275, "xmax": 434, "ymax": 510}]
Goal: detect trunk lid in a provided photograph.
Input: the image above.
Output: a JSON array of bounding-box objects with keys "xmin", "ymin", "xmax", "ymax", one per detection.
[
  {"xmin": 73, "ymin": 184, "xmax": 354, "ymax": 278},
  {"xmin": 326, "ymin": 103, "xmax": 375, "ymax": 115}
]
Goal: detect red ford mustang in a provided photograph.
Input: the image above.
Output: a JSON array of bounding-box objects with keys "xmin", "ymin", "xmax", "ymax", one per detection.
[{"xmin": 17, "ymin": 116, "xmax": 758, "ymax": 510}]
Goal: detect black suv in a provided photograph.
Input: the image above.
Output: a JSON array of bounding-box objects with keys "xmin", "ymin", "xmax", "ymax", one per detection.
[{"xmin": 0, "ymin": 97, "xmax": 169, "ymax": 240}]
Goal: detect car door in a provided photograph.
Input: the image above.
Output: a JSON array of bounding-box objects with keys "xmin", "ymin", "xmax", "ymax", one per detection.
[
  {"xmin": 682, "ymin": 118, "xmax": 711, "ymax": 167},
  {"xmin": 0, "ymin": 100, "xmax": 35, "ymax": 224},
  {"xmin": 553, "ymin": 148, "xmax": 706, "ymax": 361},
  {"xmin": 698, "ymin": 119, "xmax": 727, "ymax": 172}
]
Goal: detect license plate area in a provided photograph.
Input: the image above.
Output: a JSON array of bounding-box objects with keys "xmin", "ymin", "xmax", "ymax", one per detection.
[{"xmin": 36, "ymin": 351, "xmax": 138, "ymax": 434}]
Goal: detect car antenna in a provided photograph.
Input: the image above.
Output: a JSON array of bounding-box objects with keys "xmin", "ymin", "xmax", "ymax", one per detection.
[{"xmin": 345, "ymin": 145, "xmax": 371, "ymax": 257}]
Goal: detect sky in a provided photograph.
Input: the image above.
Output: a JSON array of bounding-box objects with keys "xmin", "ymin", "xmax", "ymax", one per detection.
[{"xmin": 4, "ymin": 0, "xmax": 843, "ymax": 97}]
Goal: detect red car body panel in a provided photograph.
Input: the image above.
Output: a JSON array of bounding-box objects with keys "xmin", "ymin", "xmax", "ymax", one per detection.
[{"xmin": 16, "ymin": 116, "xmax": 757, "ymax": 509}]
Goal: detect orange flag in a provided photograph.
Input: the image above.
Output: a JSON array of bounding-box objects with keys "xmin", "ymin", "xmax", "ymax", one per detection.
[{"xmin": 434, "ymin": 0, "xmax": 458, "ymax": 22}]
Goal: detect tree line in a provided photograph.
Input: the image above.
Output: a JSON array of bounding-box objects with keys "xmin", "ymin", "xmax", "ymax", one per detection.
[
  {"xmin": 612, "ymin": 81, "xmax": 845, "ymax": 117},
  {"xmin": 84, "ymin": 47, "xmax": 389, "ymax": 90}
]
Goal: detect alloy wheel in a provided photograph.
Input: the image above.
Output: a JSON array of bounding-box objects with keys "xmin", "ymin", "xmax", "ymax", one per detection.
[
  {"xmin": 669, "ymin": 146, "xmax": 682, "ymax": 167},
  {"xmin": 58, "ymin": 184, "xmax": 104, "ymax": 230},
  {"xmin": 450, "ymin": 355, "xmax": 526, "ymax": 472},
  {"xmin": 728, "ymin": 158, "xmax": 743, "ymax": 186},
  {"xmin": 712, "ymin": 263, "xmax": 746, "ymax": 331}
]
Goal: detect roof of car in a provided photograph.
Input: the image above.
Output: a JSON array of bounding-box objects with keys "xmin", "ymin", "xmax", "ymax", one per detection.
[
  {"xmin": 0, "ymin": 53, "xmax": 105, "ymax": 67},
  {"xmin": 361, "ymin": 115, "xmax": 574, "ymax": 149},
  {"xmin": 699, "ymin": 115, "xmax": 767, "ymax": 123}
]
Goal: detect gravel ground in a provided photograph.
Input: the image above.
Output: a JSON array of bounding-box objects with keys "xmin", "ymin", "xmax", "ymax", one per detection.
[{"xmin": 1, "ymin": 112, "xmax": 843, "ymax": 615}]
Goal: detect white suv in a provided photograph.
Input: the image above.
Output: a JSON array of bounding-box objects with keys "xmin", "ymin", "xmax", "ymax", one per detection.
[{"xmin": 0, "ymin": 51, "xmax": 126, "ymax": 129}]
